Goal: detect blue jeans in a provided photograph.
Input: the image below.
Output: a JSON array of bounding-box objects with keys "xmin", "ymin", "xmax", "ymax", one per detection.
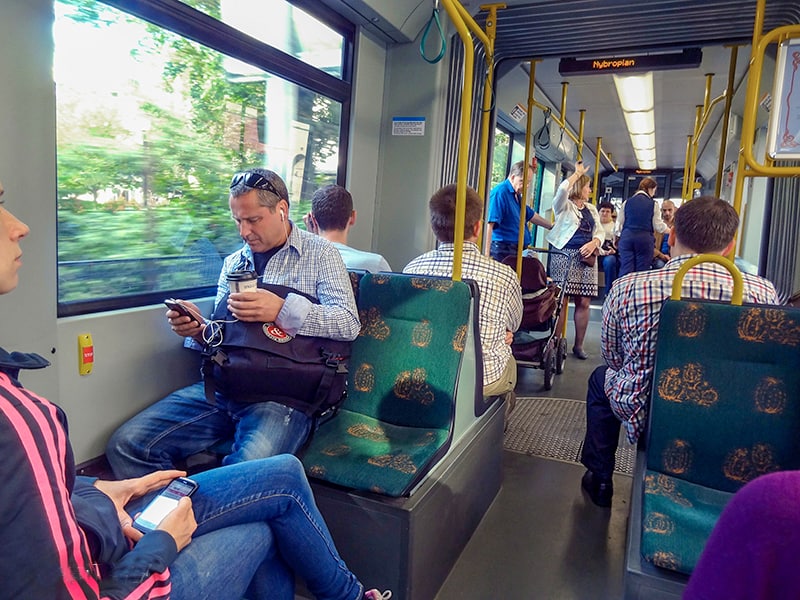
[
  {"xmin": 599, "ymin": 254, "xmax": 619, "ymax": 296},
  {"xmin": 127, "ymin": 455, "xmax": 364, "ymax": 600},
  {"xmin": 490, "ymin": 240, "xmax": 518, "ymax": 263},
  {"xmin": 107, "ymin": 382, "xmax": 312, "ymax": 479}
]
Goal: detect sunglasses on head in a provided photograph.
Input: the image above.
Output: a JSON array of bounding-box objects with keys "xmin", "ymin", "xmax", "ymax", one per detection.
[{"xmin": 230, "ymin": 171, "xmax": 281, "ymax": 198}]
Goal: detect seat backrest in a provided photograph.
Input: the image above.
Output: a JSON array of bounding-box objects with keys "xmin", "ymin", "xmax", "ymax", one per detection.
[
  {"xmin": 647, "ymin": 300, "xmax": 800, "ymax": 491},
  {"xmin": 640, "ymin": 256, "xmax": 800, "ymax": 575},
  {"xmin": 346, "ymin": 273, "xmax": 471, "ymax": 429}
]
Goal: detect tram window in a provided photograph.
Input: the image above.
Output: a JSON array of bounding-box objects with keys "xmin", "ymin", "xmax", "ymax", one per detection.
[
  {"xmin": 510, "ymin": 138, "xmax": 526, "ymax": 166},
  {"xmin": 193, "ymin": 0, "xmax": 345, "ymax": 79},
  {"xmin": 53, "ymin": 0, "xmax": 348, "ymax": 316},
  {"xmin": 491, "ymin": 129, "xmax": 511, "ymax": 188}
]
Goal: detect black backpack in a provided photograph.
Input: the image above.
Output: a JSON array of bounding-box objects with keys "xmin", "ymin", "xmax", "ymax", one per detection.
[{"xmin": 201, "ymin": 283, "xmax": 350, "ymax": 419}]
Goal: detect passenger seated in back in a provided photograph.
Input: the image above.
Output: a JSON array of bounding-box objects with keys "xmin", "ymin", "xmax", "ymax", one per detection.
[
  {"xmin": 403, "ymin": 184, "xmax": 523, "ymax": 421},
  {"xmin": 580, "ymin": 196, "xmax": 779, "ymax": 507},
  {"xmin": 304, "ymin": 184, "xmax": 391, "ymax": 273},
  {"xmin": 106, "ymin": 169, "xmax": 360, "ymax": 480},
  {"xmin": 0, "ymin": 178, "xmax": 389, "ymax": 600}
]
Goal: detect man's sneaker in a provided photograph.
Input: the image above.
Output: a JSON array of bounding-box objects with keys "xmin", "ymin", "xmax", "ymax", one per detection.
[
  {"xmin": 364, "ymin": 590, "xmax": 392, "ymax": 600},
  {"xmin": 581, "ymin": 470, "xmax": 613, "ymax": 507}
]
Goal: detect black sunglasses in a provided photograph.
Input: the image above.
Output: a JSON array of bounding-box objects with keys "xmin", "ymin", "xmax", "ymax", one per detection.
[{"xmin": 230, "ymin": 171, "xmax": 281, "ymax": 198}]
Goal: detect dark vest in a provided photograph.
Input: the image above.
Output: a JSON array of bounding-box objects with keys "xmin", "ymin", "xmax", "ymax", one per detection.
[{"xmin": 624, "ymin": 191, "xmax": 654, "ymax": 233}]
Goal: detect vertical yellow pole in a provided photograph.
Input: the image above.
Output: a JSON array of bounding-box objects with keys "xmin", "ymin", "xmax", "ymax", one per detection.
[
  {"xmin": 475, "ymin": 4, "xmax": 503, "ymax": 200},
  {"xmin": 683, "ymin": 135, "xmax": 693, "ymax": 200},
  {"xmin": 594, "ymin": 137, "xmax": 602, "ymax": 202},
  {"xmin": 715, "ymin": 46, "xmax": 739, "ymax": 198},
  {"xmin": 687, "ymin": 106, "xmax": 703, "ymax": 199},
  {"xmin": 440, "ymin": 0, "xmax": 474, "ymax": 281},
  {"xmin": 515, "ymin": 59, "xmax": 539, "ymax": 279}
]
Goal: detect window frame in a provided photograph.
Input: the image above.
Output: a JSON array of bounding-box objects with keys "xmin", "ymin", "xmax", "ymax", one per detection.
[{"xmin": 57, "ymin": 0, "xmax": 356, "ymax": 317}]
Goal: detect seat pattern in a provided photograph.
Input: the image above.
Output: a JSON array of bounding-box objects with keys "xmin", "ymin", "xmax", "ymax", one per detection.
[
  {"xmin": 302, "ymin": 274, "xmax": 471, "ymax": 497},
  {"xmin": 641, "ymin": 300, "xmax": 800, "ymax": 575}
]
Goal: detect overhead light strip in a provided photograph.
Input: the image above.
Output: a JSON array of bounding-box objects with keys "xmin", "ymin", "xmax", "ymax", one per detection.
[{"xmin": 614, "ymin": 72, "xmax": 657, "ymax": 170}]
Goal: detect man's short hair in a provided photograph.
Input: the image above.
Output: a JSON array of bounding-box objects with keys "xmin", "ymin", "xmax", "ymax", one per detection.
[
  {"xmin": 429, "ymin": 184, "xmax": 483, "ymax": 243},
  {"xmin": 508, "ymin": 160, "xmax": 528, "ymax": 179},
  {"xmin": 674, "ymin": 195, "xmax": 738, "ymax": 253},
  {"xmin": 229, "ymin": 167, "xmax": 289, "ymax": 210},
  {"xmin": 311, "ymin": 185, "xmax": 353, "ymax": 231},
  {"xmin": 598, "ymin": 201, "xmax": 614, "ymax": 212}
]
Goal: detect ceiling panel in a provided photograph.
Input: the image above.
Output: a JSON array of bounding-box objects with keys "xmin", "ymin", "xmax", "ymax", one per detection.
[{"xmin": 463, "ymin": 0, "xmax": 800, "ymax": 173}]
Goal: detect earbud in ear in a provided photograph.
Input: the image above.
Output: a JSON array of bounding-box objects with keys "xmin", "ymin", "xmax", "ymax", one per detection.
[{"xmin": 280, "ymin": 209, "xmax": 285, "ymax": 222}]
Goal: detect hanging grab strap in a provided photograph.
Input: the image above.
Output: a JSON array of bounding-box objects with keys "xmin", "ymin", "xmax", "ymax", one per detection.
[
  {"xmin": 420, "ymin": 0, "xmax": 446, "ymax": 64},
  {"xmin": 535, "ymin": 108, "xmax": 553, "ymax": 150}
]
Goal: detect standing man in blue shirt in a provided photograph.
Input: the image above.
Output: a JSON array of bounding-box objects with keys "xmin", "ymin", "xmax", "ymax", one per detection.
[{"xmin": 487, "ymin": 158, "xmax": 552, "ymax": 262}]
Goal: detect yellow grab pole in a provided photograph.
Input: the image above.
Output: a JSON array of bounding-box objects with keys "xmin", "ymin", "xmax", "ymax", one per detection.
[
  {"xmin": 474, "ymin": 4, "xmax": 504, "ymax": 202},
  {"xmin": 682, "ymin": 135, "xmax": 692, "ymax": 200},
  {"xmin": 594, "ymin": 137, "xmax": 602, "ymax": 201},
  {"xmin": 715, "ymin": 46, "xmax": 738, "ymax": 197},
  {"xmin": 440, "ymin": 0, "xmax": 475, "ymax": 281},
  {"xmin": 514, "ymin": 59, "xmax": 539, "ymax": 279}
]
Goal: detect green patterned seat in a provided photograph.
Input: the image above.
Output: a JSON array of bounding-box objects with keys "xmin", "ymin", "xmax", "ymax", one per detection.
[
  {"xmin": 640, "ymin": 256, "xmax": 800, "ymax": 576},
  {"xmin": 301, "ymin": 273, "xmax": 471, "ymax": 497}
]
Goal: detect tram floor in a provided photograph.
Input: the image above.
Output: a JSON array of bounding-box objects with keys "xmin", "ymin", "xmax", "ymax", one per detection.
[{"xmin": 434, "ymin": 313, "xmax": 633, "ymax": 600}]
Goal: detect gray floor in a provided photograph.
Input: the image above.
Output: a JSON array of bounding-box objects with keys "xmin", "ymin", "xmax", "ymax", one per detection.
[{"xmin": 435, "ymin": 312, "xmax": 633, "ymax": 600}]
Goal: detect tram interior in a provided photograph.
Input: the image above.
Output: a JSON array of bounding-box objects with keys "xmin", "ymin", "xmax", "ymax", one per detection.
[{"xmin": 2, "ymin": 0, "xmax": 800, "ymax": 598}]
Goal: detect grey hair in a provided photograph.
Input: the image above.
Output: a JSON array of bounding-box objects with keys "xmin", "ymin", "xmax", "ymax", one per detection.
[{"xmin": 230, "ymin": 168, "xmax": 289, "ymax": 209}]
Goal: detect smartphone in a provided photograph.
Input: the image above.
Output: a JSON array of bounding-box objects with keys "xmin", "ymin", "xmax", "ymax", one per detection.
[
  {"xmin": 132, "ymin": 477, "xmax": 198, "ymax": 534},
  {"xmin": 164, "ymin": 298, "xmax": 199, "ymax": 324}
]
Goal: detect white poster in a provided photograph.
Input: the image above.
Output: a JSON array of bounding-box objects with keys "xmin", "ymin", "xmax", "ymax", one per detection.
[{"xmin": 392, "ymin": 117, "xmax": 426, "ymax": 136}]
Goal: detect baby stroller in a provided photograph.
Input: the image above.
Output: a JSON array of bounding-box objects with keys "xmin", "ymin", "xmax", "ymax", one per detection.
[{"xmin": 502, "ymin": 249, "xmax": 569, "ymax": 390}]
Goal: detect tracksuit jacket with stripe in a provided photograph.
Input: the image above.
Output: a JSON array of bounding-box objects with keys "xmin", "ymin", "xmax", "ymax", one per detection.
[{"xmin": 0, "ymin": 347, "xmax": 177, "ymax": 599}]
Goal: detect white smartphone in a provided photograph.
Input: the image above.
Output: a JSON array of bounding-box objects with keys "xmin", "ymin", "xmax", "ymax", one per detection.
[{"xmin": 132, "ymin": 477, "xmax": 198, "ymax": 534}]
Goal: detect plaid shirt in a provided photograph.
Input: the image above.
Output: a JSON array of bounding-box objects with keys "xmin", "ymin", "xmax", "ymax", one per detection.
[
  {"xmin": 216, "ymin": 224, "xmax": 360, "ymax": 340},
  {"xmin": 404, "ymin": 242, "xmax": 522, "ymax": 386},
  {"xmin": 603, "ymin": 254, "xmax": 779, "ymax": 443}
]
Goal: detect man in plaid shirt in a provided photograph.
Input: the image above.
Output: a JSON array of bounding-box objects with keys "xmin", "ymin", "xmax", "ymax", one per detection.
[
  {"xmin": 404, "ymin": 184, "xmax": 522, "ymax": 418},
  {"xmin": 580, "ymin": 196, "xmax": 779, "ymax": 507},
  {"xmin": 107, "ymin": 169, "xmax": 360, "ymax": 479}
]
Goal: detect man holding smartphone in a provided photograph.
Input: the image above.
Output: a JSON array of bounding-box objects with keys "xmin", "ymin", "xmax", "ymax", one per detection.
[
  {"xmin": 106, "ymin": 168, "xmax": 360, "ymax": 479},
  {"xmin": 0, "ymin": 178, "xmax": 389, "ymax": 600}
]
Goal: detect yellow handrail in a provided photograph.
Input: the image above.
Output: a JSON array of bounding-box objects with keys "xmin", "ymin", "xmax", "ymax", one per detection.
[
  {"xmin": 731, "ymin": 0, "xmax": 800, "ymax": 254},
  {"xmin": 670, "ymin": 254, "xmax": 744, "ymax": 305},
  {"xmin": 440, "ymin": 0, "xmax": 475, "ymax": 281}
]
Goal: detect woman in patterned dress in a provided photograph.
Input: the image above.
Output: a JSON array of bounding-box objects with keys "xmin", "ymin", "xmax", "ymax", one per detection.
[{"xmin": 546, "ymin": 161, "xmax": 603, "ymax": 359}]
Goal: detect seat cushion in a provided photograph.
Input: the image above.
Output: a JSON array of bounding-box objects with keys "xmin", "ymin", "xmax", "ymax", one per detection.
[
  {"xmin": 641, "ymin": 470, "xmax": 734, "ymax": 575},
  {"xmin": 304, "ymin": 408, "xmax": 451, "ymax": 496}
]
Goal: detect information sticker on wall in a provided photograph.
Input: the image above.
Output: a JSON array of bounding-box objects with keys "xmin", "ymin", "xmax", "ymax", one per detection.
[
  {"xmin": 392, "ymin": 116, "xmax": 426, "ymax": 136},
  {"xmin": 510, "ymin": 104, "xmax": 527, "ymax": 122}
]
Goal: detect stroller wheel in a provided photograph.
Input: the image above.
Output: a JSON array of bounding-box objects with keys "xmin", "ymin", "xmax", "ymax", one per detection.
[
  {"xmin": 555, "ymin": 337, "xmax": 567, "ymax": 375},
  {"xmin": 543, "ymin": 346, "xmax": 555, "ymax": 390}
]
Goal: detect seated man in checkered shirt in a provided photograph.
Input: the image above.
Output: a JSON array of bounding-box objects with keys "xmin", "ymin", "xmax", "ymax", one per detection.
[
  {"xmin": 403, "ymin": 184, "xmax": 523, "ymax": 421},
  {"xmin": 580, "ymin": 196, "xmax": 779, "ymax": 507}
]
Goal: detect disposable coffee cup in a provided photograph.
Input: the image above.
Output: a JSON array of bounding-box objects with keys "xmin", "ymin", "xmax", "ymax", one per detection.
[{"xmin": 228, "ymin": 270, "xmax": 258, "ymax": 293}]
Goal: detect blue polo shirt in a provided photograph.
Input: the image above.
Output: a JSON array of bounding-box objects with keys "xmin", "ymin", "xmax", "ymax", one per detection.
[{"xmin": 487, "ymin": 178, "xmax": 534, "ymax": 247}]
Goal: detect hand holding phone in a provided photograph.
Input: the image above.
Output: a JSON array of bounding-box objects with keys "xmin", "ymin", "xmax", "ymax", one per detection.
[
  {"xmin": 133, "ymin": 477, "xmax": 198, "ymax": 535},
  {"xmin": 164, "ymin": 299, "xmax": 199, "ymax": 325}
]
